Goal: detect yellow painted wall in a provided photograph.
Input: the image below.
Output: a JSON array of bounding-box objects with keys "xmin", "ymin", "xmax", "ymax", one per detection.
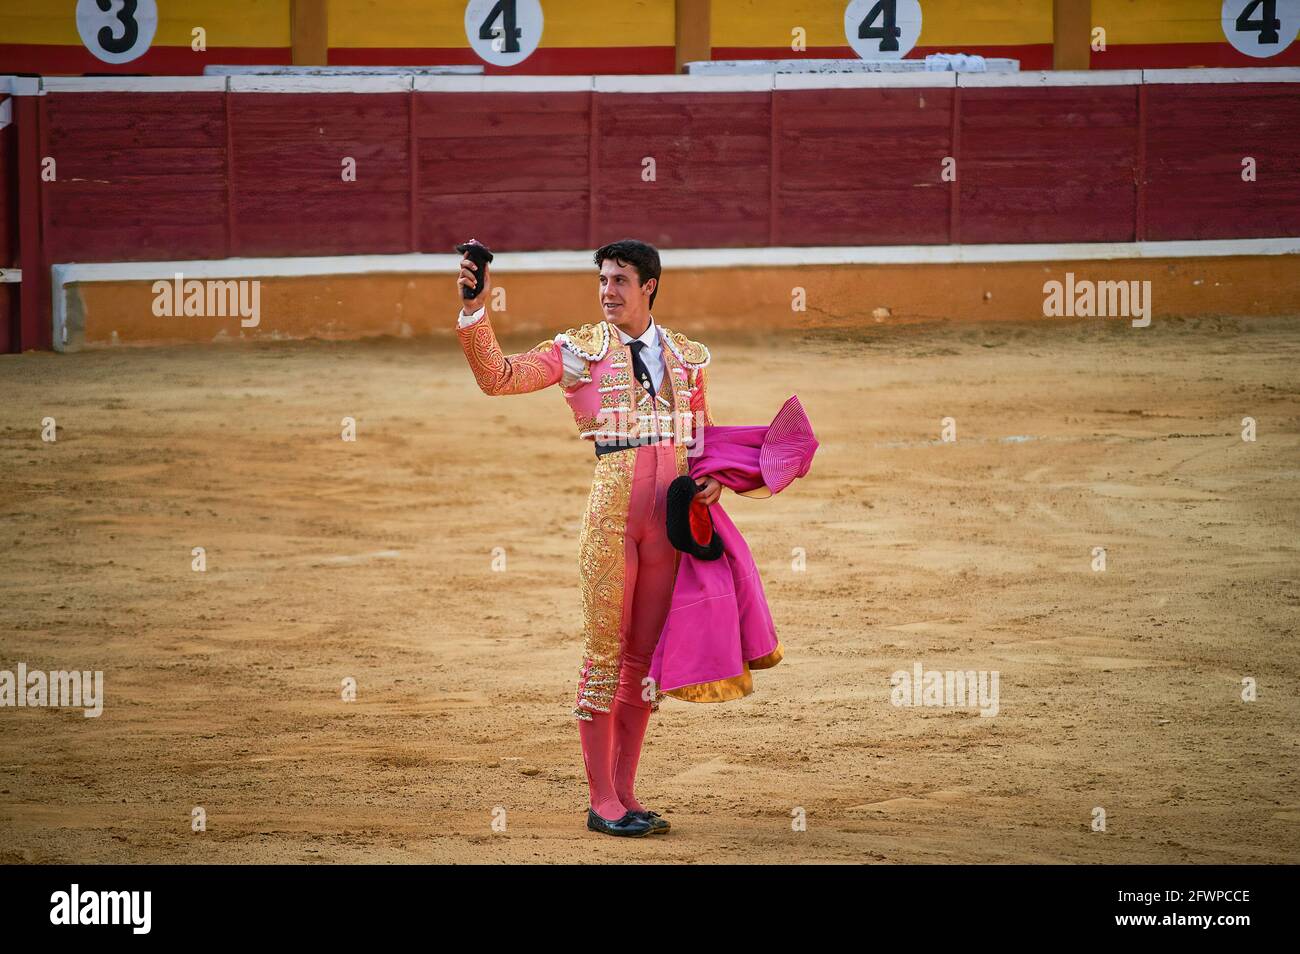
[
  {"xmin": 1093, "ymin": 0, "xmax": 1230, "ymax": 45},
  {"xmin": 0, "ymin": 0, "xmax": 290, "ymax": 46},
  {"xmin": 711, "ymin": 0, "xmax": 1053, "ymax": 48},
  {"xmin": 328, "ymin": 0, "xmax": 674, "ymax": 49}
]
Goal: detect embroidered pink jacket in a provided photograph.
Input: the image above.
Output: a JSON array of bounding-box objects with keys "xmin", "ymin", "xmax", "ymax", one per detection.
[{"xmin": 457, "ymin": 313, "xmax": 713, "ymax": 441}]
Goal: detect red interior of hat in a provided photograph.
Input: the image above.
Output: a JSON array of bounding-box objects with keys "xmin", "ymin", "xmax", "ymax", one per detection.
[{"xmin": 689, "ymin": 499, "xmax": 713, "ymax": 546}]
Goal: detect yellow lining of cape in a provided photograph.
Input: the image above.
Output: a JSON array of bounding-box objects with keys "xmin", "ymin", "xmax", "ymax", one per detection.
[{"xmin": 663, "ymin": 642, "xmax": 784, "ymax": 703}]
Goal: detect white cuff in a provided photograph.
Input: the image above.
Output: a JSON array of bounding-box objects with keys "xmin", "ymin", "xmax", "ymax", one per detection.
[{"xmin": 457, "ymin": 304, "xmax": 486, "ymax": 327}]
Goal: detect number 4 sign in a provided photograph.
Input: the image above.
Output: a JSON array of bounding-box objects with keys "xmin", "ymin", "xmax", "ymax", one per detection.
[
  {"xmin": 845, "ymin": 0, "xmax": 922, "ymax": 60},
  {"xmin": 1222, "ymin": 0, "xmax": 1300, "ymax": 57},
  {"xmin": 465, "ymin": 0, "xmax": 544, "ymax": 67}
]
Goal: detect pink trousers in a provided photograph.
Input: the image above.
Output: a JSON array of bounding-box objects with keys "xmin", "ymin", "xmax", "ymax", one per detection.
[{"xmin": 580, "ymin": 441, "xmax": 680, "ymax": 821}]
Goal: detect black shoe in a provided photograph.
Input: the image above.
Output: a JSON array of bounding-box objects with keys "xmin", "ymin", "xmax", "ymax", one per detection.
[
  {"xmin": 587, "ymin": 807, "xmax": 654, "ymax": 837},
  {"xmin": 628, "ymin": 809, "xmax": 670, "ymax": 833}
]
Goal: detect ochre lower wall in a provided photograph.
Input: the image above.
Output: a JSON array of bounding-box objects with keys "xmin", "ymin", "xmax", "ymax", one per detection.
[{"xmin": 66, "ymin": 255, "xmax": 1300, "ymax": 348}]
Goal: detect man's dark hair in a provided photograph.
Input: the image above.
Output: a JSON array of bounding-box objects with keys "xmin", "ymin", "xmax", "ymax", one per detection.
[{"xmin": 594, "ymin": 239, "xmax": 661, "ymax": 310}]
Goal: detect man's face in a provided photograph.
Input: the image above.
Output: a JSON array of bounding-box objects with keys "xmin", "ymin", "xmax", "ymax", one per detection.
[{"xmin": 599, "ymin": 258, "xmax": 654, "ymax": 329}]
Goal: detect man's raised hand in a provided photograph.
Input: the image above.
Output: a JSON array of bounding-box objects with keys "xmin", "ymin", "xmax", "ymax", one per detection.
[{"xmin": 457, "ymin": 256, "xmax": 491, "ymax": 313}]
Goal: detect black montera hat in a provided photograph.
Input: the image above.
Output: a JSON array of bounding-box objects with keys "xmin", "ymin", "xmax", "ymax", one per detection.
[{"xmin": 666, "ymin": 475, "xmax": 724, "ymax": 561}]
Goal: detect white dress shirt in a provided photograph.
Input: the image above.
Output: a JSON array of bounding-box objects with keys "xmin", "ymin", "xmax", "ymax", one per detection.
[
  {"xmin": 614, "ymin": 316, "xmax": 664, "ymax": 394},
  {"xmin": 458, "ymin": 305, "xmax": 663, "ymax": 392}
]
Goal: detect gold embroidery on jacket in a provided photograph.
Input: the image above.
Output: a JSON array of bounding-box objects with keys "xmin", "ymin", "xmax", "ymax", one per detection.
[
  {"xmin": 658, "ymin": 325, "xmax": 710, "ymax": 369},
  {"xmin": 573, "ymin": 449, "xmax": 635, "ymax": 719},
  {"xmin": 460, "ymin": 318, "xmax": 559, "ymax": 395},
  {"xmin": 558, "ymin": 322, "xmax": 610, "ymax": 361}
]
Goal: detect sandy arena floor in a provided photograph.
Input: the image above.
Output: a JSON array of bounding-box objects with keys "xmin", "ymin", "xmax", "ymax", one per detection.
[{"xmin": 0, "ymin": 315, "xmax": 1297, "ymax": 864}]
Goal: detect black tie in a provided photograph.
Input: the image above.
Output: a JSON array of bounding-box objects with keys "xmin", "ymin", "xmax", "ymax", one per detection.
[{"xmin": 629, "ymin": 340, "xmax": 656, "ymax": 397}]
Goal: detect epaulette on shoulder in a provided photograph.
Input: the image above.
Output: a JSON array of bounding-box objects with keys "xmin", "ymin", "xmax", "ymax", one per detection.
[
  {"xmin": 658, "ymin": 326, "xmax": 710, "ymax": 369},
  {"xmin": 555, "ymin": 321, "xmax": 610, "ymax": 361}
]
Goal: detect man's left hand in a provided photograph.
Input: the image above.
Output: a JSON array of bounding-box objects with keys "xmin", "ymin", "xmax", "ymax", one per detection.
[{"xmin": 694, "ymin": 476, "xmax": 722, "ymax": 506}]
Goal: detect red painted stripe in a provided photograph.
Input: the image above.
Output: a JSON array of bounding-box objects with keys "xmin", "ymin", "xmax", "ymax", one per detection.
[
  {"xmin": 949, "ymin": 86, "xmax": 960, "ymax": 243},
  {"xmin": 712, "ymin": 45, "xmax": 1055, "ymax": 70},
  {"xmin": 587, "ymin": 90, "xmax": 598, "ymax": 248},
  {"xmin": 37, "ymin": 94, "xmax": 50, "ymax": 350},
  {"xmin": 767, "ymin": 89, "xmax": 778, "ymax": 245},
  {"xmin": 1135, "ymin": 86, "xmax": 1147, "ymax": 242},
  {"xmin": 0, "ymin": 105, "xmax": 16, "ymax": 350},
  {"xmin": 15, "ymin": 95, "xmax": 41, "ymax": 351},
  {"xmin": 0, "ymin": 117, "xmax": 14, "ymax": 269},
  {"xmin": 407, "ymin": 91, "xmax": 418, "ymax": 252},
  {"xmin": 0, "ymin": 44, "xmax": 291, "ymax": 75},
  {"xmin": 328, "ymin": 46, "xmax": 676, "ymax": 75},
  {"xmin": 224, "ymin": 91, "xmax": 236, "ymax": 257},
  {"xmin": 1093, "ymin": 42, "xmax": 1300, "ymax": 69}
]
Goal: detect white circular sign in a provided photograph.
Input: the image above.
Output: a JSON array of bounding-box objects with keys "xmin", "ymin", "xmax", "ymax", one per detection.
[
  {"xmin": 845, "ymin": 0, "xmax": 922, "ymax": 60},
  {"xmin": 1221, "ymin": 0, "xmax": 1300, "ymax": 57},
  {"xmin": 465, "ymin": 0, "xmax": 544, "ymax": 67},
  {"xmin": 76, "ymin": 0, "xmax": 158, "ymax": 65}
]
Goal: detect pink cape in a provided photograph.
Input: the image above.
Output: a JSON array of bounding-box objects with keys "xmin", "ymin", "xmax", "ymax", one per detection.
[{"xmin": 649, "ymin": 396, "xmax": 818, "ymax": 700}]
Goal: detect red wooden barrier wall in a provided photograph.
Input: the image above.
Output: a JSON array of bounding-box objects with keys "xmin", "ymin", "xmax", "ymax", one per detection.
[
  {"xmin": 1, "ymin": 94, "xmax": 15, "ymax": 352},
  {"xmin": 1144, "ymin": 84, "xmax": 1300, "ymax": 241},
  {"xmin": 415, "ymin": 92, "xmax": 592, "ymax": 252},
  {"xmin": 596, "ymin": 92, "xmax": 772, "ymax": 248},
  {"xmin": 958, "ymin": 86, "xmax": 1139, "ymax": 243},
  {"xmin": 230, "ymin": 93, "xmax": 412, "ymax": 256},
  {"xmin": 5, "ymin": 78, "xmax": 1300, "ymax": 350},
  {"xmin": 42, "ymin": 92, "xmax": 229, "ymax": 263},
  {"xmin": 776, "ymin": 87, "xmax": 955, "ymax": 246}
]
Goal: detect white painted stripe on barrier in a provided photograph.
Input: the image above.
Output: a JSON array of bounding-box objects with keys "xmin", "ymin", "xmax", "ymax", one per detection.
[
  {"xmin": 227, "ymin": 74, "xmax": 413, "ymax": 93},
  {"xmin": 593, "ymin": 74, "xmax": 776, "ymax": 93},
  {"xmin": 413, "ymin": 75, "xmax": 593, "ymax": 93},
  {"xmin": 665, "ymin": 239, "xmax": 1300, "ymax": 266},
  {"xmin": 690, "ymin": 58, "xmax": 1021, "ymax": 75},
  {"xmin": 0, "ymin": 76, "xmax": 42, "ymax": 95},
  {"xmin": 776, "ymin": 71, "xmax": 955, "ymax": 89},
  {"xmin": 51, "ymin": 238, "xmax": 1300, "ymax": 283},
  {"xmin": 1142, "ymin": 67, "xmax": 1300, "ymax": 84},
  {"xmin": 0, "ymin": 268, "xmax": 20, "ymax": 282},
  {"xmin": 0, "ymin": 98, "xmax": 11, "ymax": 129},
  {"xmin": 958, "ymin": 70, "xmax": 1144, "ymax": 87},
  {"xmin": 206, "ymin": 65, "xmax": 483, "ymax": 76},
  {"xmin": 17, "ymin": 69, "xmax": 1300, "ymax": 96},
  {"xmin": 41, "ymin": 76, "xmax": 228, "ymax": 92},
  {"xmin": 50, "ymin": 238, "xmax": 1300, "ymax": 350}
]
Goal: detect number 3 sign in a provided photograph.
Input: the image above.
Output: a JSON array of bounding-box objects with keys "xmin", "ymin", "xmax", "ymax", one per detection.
[
  {"xmin": 1222, "ymin": 0, "xmax": 1300, "ymax": 57},
  {"xmin": 465, "ymin": 0, "xmax": 544, "ymax": 67},
  {"xmin": 845, "ymin": 0, "xmax": 922, "ymax": 60},
  {"xmin": 76, "ymin": 0, "xmax": 158, "ymax": 64}
]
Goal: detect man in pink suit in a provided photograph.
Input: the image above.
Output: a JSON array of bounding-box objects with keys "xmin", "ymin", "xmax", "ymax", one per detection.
[{"xmin": 456, "ymin": 238, "xmax": 719, "ymax": 837}]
